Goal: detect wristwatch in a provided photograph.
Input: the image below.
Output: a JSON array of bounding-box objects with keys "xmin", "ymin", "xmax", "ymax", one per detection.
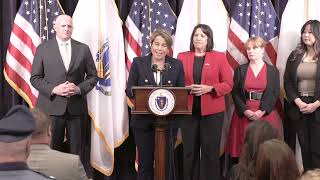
[{"xmin": 210, "ymin": 87, "xmax": 216, "ymax": 95}]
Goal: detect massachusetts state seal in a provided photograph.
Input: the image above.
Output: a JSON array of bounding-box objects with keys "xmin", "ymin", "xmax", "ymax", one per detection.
[{"xmin": 148, "ymin": 88, "xmax": 176, "ymax": 116}]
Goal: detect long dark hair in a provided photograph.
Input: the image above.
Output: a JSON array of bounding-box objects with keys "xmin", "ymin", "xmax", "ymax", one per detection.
[
  {"xmin": 237, "ymin": 121, "xmax": 279, "ymax": 180},
  {"xmin": 256, "ymin": 139, "xmax": 300, "ymax": 180},
  {"xmin": 189, "ymin": 24, "xmax": 214, "ymax": 52},
  {"xmin": 293, "ymin": 20, "xmax": 320, "ymax": 60}
]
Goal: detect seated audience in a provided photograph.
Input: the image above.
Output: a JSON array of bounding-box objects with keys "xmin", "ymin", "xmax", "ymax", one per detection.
[
  {"xmin": 256, "ymin": 139, "xmax": 300, "ymax": 180},
  {"xmin": 27, "ymin": 108, "xmax": 88, "ymax": 180},
  {"xmin": 227, "ymin": 120, "xmax": 279, "ymax": 180},
  {"xmin": 0, "ymin": 105, "xmax": 52, "ymax": 179}
]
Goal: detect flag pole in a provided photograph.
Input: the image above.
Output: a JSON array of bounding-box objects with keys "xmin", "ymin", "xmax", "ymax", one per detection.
[
  {"xmin": 97, "ymin": 1, "xmax": 104, "ymax": 78},
  {"xmin": 148, "ymin": 0, "xmax": 152, "ymax": 38},
  {"xmin": 197, "ymin": 0, "xmax": 200, "ymax": 24},
  {"xmin": 305, "ymin": 0, "xmax": 309, "ymax": 20},
  {"xmin": 257, "ymin": 0, "xmax": 261, "ymax": 37},
  {"xmin": 39, "ymin": 0, "xmax": 43, "ymax": 41}
]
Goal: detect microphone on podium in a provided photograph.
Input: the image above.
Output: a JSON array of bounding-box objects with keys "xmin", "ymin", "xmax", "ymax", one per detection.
[{"xmin": 151, "ymin": 64, "xmax": 158, "ymax": 72}]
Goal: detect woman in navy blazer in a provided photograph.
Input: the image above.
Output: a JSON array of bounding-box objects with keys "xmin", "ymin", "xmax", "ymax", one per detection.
[
  {"xmin": 177, "ymin": 24, "xmax": 233, "ymax": 180},
  {"xmin": 126, "ymin": 29, "xmax": 185, "ymax": 180}
]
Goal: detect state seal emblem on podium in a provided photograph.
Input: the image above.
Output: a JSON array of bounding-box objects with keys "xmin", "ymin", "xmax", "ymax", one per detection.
[{"xmin": 148, "ymin": 88, "xmax": 176, "ymax": 116}]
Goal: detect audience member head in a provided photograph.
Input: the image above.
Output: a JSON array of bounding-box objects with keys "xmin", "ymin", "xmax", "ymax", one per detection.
[
  {"xmin": 244, "ymin": 37, "xmax": 266, "ymax": 62},
  {"xmin": 238, "ymin": 120, "xmax": 279, "ymax": 180},
  {"xmin": 189, "ymin": 24, "xmax": 214, "ymax": 52},
  {"xmin": 296, "ymin": 20, "xmax": 320, "ymax": 58},
  {"xmin": 256, "ymin": 139, "xmax": 300, "ymax": 180},
  {"xmin": 54, "ymin": 14, "xmax": 73, "ymax": 41},
  {"xmin": 30, "ymin": 108, "xmax": 52, "ymax": 144},
  {"xmin": 0, "ymin": 105, "xmax": 36, "ymax": 162},
  {"xmin": 300, "ymin": 169, "xmax": 320, "ymax": 180},
  {"xmin": 150, "ymin": 29, "xmax": 172, "ymax": 61}
]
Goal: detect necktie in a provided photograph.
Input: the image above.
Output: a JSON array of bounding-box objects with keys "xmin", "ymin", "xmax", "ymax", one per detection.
[{"xmin": 62, "ymin": 42, "xmax": 70, "ymax": 70}]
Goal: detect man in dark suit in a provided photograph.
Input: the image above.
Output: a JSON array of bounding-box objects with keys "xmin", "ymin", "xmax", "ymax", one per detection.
[
  {"xmin": 30, "ymin": 14, "xmax": 97, "ymax": 155},
  {"xmin": 0, "ymin": 105, "xmax": 53, "ymax": 179}
]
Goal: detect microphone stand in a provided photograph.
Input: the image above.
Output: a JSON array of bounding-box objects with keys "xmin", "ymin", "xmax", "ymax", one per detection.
[{"xmin": 154, "ymin": 62, "xmax": 172, "ymax": 180}]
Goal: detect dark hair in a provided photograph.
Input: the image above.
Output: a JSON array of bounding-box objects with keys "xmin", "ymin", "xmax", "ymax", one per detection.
[
  {"xmin": 237, "ymin": 121, "xmax": 279, "ymax": 180},
  {"xmin": 150, "ymin": 29, "xmax": 173, "ymax": 48},
  {"xmin": 256, "ymin": 139, "xmax": 300, "ymax": 180},
  {"xmin": 30, "ymin": 108, "xmax": 51, "ymax": 138},
  {"xmin": 189, "ymin": 24, "xmax": 214, "ymax": 52},
  {"xmin": 293, "ymin": 20, "xmax": 320, "ymax": 60}
]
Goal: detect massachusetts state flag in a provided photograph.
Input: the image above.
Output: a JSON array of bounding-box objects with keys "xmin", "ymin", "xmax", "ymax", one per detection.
[{"xmin": 72, "ymin": 0, "xmax": 129, "ymax": 176}]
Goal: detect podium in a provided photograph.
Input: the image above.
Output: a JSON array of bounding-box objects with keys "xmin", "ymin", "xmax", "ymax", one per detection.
[{"xmin": 131, "ymin": 86, "xmax": 191, "ymax": 180}]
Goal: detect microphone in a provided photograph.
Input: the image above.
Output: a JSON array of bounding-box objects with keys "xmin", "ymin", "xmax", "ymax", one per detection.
[
  {"xmin": 151, "ymin": 64, "xmax": 158, "ymax": 72},
  {"xmin": 151, "ymin": 64, "xmax": 159, "ymax": 86},
  {"xmin": 163, "ymin": 63, "xmax": 171, "ymax": 72}
]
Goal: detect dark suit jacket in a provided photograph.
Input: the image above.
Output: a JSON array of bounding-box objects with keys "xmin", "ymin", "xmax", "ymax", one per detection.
[
  {"xmin": 125, "ymin": 54, "xmax": 185, "ymax": 128},
  {"xmin": 284, "ymin": 51, "xmax": 320, "ymax": 122},
  {"xmin": 30, "ymin": 38, "xmax": 97, "ymax": 116},
  {"xmin": 178, "ymin": 51, "xmax": 233, "ymax": 116},
  {"xmin": 232, "ymin": 63, "xmax": 280, "ymax": 117}
]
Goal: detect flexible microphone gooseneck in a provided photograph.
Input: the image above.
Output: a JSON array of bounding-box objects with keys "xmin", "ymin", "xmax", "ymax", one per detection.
[
  {"xmin": 151, "ymin": 64, "xmax": 158, "ymax": 86},
  {"xmin": 159, "ymin": 63, "xmax": 171, "ymax": 87}
]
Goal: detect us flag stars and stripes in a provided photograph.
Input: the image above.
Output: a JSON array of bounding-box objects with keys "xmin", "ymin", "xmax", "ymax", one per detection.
[
  {"xmin": 124, "ymin": 0, "xmax": 177, "ymax": 71},
  {"xmin": 227, "ymin": 0, "xmax": 280, "ymax": 69},
  {"xmin": 4, "ymin": 0, "xmax": 64, "ymax": 107}
]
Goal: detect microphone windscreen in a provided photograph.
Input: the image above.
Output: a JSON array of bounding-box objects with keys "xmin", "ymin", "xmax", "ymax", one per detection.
[
  {"xmin": 164, "ymin": 63, "xmax": 171, "ymax": 71},
  {"xmin": 151, "ymin": 64, "xmax": 158, "ymax": 72}
]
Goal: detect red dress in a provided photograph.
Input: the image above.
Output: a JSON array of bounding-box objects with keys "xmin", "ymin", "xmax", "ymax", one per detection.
[{"xmin": 226, "ymin": 64, "xmax": 283, "ymax": 157}]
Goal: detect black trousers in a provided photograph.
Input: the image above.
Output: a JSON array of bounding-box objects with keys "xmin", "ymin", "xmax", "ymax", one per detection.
[
  {"xmin": 50, "ymin": 111, "xmax": 82, "ymax": 155},
  {"xmin": 179, "ymin": 112, "xmax": 224, "ymax": 180},
  {"xmin": 132, "ymin": 124, "xmax": 177, "ymax": 180},
  {"xmin": 295, "ymin": 96, "xmax": 320, "ymax": 171}
]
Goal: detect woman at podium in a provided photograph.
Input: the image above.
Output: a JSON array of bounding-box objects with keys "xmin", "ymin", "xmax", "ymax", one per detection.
[
  {"xmin": 177, "ymin": 24, "xmax": 233, "ymax": 180},
  {"xmin": 125, "ymin": 29, "xmax": 185, "ymax": 180}
]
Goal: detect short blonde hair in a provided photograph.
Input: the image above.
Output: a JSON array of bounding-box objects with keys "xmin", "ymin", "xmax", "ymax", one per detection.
[
  {"xmin": 245, "ymin": 36, "xmax": 266, "ymax": 49},
  {"xmin": 150, "ymin": 29, "xmax": 173, "ymax": 48}
]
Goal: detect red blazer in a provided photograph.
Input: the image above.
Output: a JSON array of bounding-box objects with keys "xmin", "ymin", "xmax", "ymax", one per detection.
[{"xmin": 178, "ymin": 51, "xmax": 233, "ymax": 116}]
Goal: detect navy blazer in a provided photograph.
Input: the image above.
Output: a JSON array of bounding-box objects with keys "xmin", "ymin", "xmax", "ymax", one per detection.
[
  {"xmin": 126, "ymin": 54, "xmax": 185, "ymax": 128},
  {"xmin": 232, "ymin": 63, "xmax": 280, "ymax": 117}
]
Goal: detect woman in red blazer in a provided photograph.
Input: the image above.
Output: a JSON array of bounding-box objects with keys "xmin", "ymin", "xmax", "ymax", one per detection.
[{"xmin": 177, "ymin": 24, "xmax": 233, "ymax": 180}]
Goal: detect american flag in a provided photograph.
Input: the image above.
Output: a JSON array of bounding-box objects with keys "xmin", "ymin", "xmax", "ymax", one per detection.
[
  {"xmin": 124, "ymin": 0, "xmax": 177, "ymax": 71},
  {"xmin": 4, "ymin": 0, "xmax": 64, "ymax": 107},
  {"xmin": 227, "ymin": 0, "xmax": 280, "ymax": 69}
]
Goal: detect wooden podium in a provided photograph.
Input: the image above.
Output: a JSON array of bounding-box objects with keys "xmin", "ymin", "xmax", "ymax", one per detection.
[{"xmin": 131, "ymin": 86, "xmax": 191, "ymax": 180}]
